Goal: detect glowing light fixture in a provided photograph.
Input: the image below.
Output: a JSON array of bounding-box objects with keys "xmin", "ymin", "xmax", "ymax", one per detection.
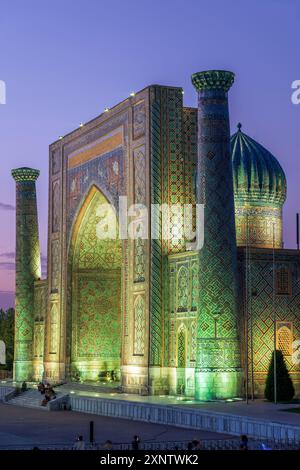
[
  {"xmin": 104, "ymin": 107, "xmax": 110, "ymax": 112},
  {"xmin": 130, "ymin": 92, "xmax": 135, "ymax": 97}
]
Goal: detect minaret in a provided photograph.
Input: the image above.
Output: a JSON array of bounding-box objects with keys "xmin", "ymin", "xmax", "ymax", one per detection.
[
  {"xmin": 12, "ymin": 167, "xmax": 41, "ymax": 382},
  {"xmin": 191, "ymin": 70, "xmax": 242, "ymax": 400}
]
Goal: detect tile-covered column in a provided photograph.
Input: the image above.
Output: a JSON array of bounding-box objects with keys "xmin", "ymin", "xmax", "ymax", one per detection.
[
  {"xmin": 12, "ymin": 167, "xmax": 41, "ymax": 382},
  {"xmin": 191, "ymin": 70, "xmax": 242, "ymax": 400}
]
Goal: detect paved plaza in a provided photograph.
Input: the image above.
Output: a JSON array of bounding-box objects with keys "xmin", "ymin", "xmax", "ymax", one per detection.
[
  {"xmin": 1, "ymin": 382, "xmax": 300, "ymax": 448},
  {"xmin": 0, "ymin": 403, "xmax": 232, "ymax": 449}
]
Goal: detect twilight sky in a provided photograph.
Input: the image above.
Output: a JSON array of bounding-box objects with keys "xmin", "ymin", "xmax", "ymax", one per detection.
[{"xmin": 0, "ymin": 0, "xmax": 299, "ymax": 308}]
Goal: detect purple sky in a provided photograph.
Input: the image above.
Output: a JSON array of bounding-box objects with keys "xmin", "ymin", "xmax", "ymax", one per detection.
[{"xmin": 0, "ymin": 0, "xmax": 299, "ymax": 308}]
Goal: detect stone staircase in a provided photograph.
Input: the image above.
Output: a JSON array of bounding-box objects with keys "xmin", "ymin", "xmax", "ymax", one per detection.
[{"xmin": 5, "ymin": 389, "xmax": 67, "ymax": 411}]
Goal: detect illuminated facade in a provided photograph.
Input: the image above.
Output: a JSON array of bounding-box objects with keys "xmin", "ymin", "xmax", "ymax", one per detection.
[
  {"xmin": 12, "ymin": 168, "xmax": 41, "ymax": 382},
  {"xmin": 12, "ymin": 70, "xmax": 300, "ymax": 399},
  {"xmin": 232, "ymin": 123, "xmax": 286, "ymax": 249}
]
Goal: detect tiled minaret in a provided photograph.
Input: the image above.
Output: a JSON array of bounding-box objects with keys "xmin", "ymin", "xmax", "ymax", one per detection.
[
  {"xmin": 191, "ymin": 71, "xmax": 242, "ymax": 400},
  {"xmin": 12, "ymin": 167, "xmax": 41, "ymax": 382}
]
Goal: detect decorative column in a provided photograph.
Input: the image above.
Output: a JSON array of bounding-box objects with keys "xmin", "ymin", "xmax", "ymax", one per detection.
[
  {"xmin": 12, "ymin": 167, "xmax": 41, "ymax": 382},
  {"xmin": 191, "ymin": 70, "xmax": 242, "ymax": 400}
]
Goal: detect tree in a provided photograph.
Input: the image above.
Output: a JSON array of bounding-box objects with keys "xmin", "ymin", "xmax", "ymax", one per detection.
[
  {"xmin": 265, "ymin": 349, "xmax": 295, "ymax": 402},
  {"xmin": 0, "ymin": 308, "xmax": 15, "ymax": 370}
]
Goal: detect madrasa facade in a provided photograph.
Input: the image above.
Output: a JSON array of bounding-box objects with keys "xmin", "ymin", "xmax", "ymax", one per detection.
[{"xmin": 12, "ymin": 70, "xmax": 300, "ymax": 400}]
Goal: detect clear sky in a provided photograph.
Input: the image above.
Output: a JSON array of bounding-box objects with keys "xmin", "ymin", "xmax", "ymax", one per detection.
[{"xmin": 0, "ymin": 0, "xmax": 299, "ymax": 308}]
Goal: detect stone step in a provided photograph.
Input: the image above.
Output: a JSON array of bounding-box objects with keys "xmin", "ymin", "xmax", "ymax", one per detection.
[
  {"xmin": 7, "ymin": 401, "xmax": 49, "ymax": 410},
  {"xmin": 5, "ymin": 389, "xmax": 63, "ymax": 411}
]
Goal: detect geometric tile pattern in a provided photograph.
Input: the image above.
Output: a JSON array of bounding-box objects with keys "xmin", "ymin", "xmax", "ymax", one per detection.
[
  {"xmin": 12, "ymin": 168, "xmax": 41, "ymax": 381},
  {"xmin": 190, "ymin": 321, "xmax": 197, "ymax": 362},
  {"xmin": 33, "ymin": 282, "xmax": 47, "ymax": 366},
  {"xmin": 133, "ymin": 146, "xmax": 146, "ymax": 283},
  {"xmin": 76, "ymin": 275, "xmax": 121, "ymax": 360},
  {"xmin": 238, "ymin": 249, "xmax": 300, "ymax": 394},
  {"xmin": 177, "ymin": 266, "xmax": 189, "ymax": 311},
  {"xmin": 235, "ymin": 206, "xmax": 283, "ymax": 249},
  {"xmin": 133, "ymin": 295, "xmax": 145, "ymax": 355},
  {"xmin": 33, "ymin": 323, "xmax": 44, "ymax": 358},
  {"xmin": 73, "ymin": 191, "xmax": 122, "ymax": 270},
  {"xmin": 49, "ymin": 303, "xmax": 58, "ymax": 354},
  {"xmin": 133, "ymin": 101, "xmax": 146, "ymax": 140},
  {"xmin": 52, "ymin": 179, "xmax": 60, "ymax": 233},
  {"xmin": 51, "ymin": 149, "xmax": 61, "ymax": 176},
  {"xmin": 71, "ymin": 189, "xmax": 121, "ymax": 372},
  {"xmin": 192, "ymin": 73, "xmax": 241, "ymax": 389},
  {"xmin": 167, "ymin": 253, "xmax": 198, "ymax": 372},
  {"xmin": 183, "ymin": 107, "xmax": 197, "ymax": 236},
  {"xmin": 67, "ymin": 147, "xmax": 124, "ymax": 239},
  {"xmin": 168, "ymin": 246, "xmax": 300, "ymax": 396},
  {"xmin": 231, "ymin": 126, "xmax": 286, "ymax": 249},
  {"xmin": 17, "ymin": 80, "xmax": 300, "ymax": 399},
  {"xmin": 191, "ymin": 262, "xmax": 199, "ymax": 311},
  {"xmin": 51, "ymin": 240, "xmax": 60, "ymax": 291},
  {"xmin": 149, "ymin": 89, "xmax": 164, "ymax": 367},
  {"xmin": 150, "ymin": 86, "xmax": 185, "ymax": 367},
  {"xmin": 177, "ymin": 325, "xmax": 186, "ymax": 368}
]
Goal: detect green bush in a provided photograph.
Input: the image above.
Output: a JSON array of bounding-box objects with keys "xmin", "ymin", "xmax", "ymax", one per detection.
[{"xmin": 265, "ymin": 350, "xmax": 295, "ymax": 402}]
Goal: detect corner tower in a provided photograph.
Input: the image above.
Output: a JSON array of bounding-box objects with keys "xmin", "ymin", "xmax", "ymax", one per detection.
[
  {"xmin": 12, "ymin": 167, "xmax": 41, "ymax": 382},
  {"xmin": 191, "ymin": 70, "xmax": 242, "ymax": 400}
]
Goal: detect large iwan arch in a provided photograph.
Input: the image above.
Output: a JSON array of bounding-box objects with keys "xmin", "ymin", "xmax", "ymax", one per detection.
[{"xmin": 69, "ymin": 186, "xmax": 122, "ymax": 382}]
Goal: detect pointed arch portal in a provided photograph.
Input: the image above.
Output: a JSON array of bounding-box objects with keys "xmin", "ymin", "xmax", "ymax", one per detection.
[{"xmin": 69, "ymin": 186, "xmax": 122, "ymax": 382}]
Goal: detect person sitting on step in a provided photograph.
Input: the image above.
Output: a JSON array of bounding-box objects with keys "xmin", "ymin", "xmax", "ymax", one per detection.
[{"xmin": 37, "ymin": 382, "xmax": 45, "ymax": 394}]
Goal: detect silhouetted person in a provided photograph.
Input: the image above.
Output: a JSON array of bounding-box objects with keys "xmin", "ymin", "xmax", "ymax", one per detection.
[
  {"xmin": 37, "ymin": 382, "xmax": 45, "ymax": 394},
  {"xmin": 132, "ymin": 435, "xmax": 140, "ymax": 450},
  {"xmin": 103, "ymin": 440, "xmax": 113, "ymax": 450},
  {"xmin": 73, "ymin": 435, "xmax": 85, "ymax": 450},
  {"xmin": 240, "ymin": 435, "xmax": 248, "ymax": 450},
  {"xmin": 192, "ymin": 439, "xmax": 202, "ymax": 450}
]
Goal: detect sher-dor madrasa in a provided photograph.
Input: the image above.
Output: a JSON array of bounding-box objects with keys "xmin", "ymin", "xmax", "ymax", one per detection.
[{"xmin": 12, "ymin": 70, "xmax": 300, "ymax": 400}]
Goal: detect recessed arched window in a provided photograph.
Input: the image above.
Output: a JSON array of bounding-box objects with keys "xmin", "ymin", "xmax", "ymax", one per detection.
[
  {"xmin": 276, "ymin": 322, "xmax": 293, "ymax": 356},
  {"xmin": 276, "ymin": 268, "xmax": 291, "ymax": 295}
]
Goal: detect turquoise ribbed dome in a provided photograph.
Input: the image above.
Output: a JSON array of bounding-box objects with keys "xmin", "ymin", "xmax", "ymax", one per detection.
[{"xmin": 231, "ymin": 124, "xmax": 287, "ymax": 206}]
